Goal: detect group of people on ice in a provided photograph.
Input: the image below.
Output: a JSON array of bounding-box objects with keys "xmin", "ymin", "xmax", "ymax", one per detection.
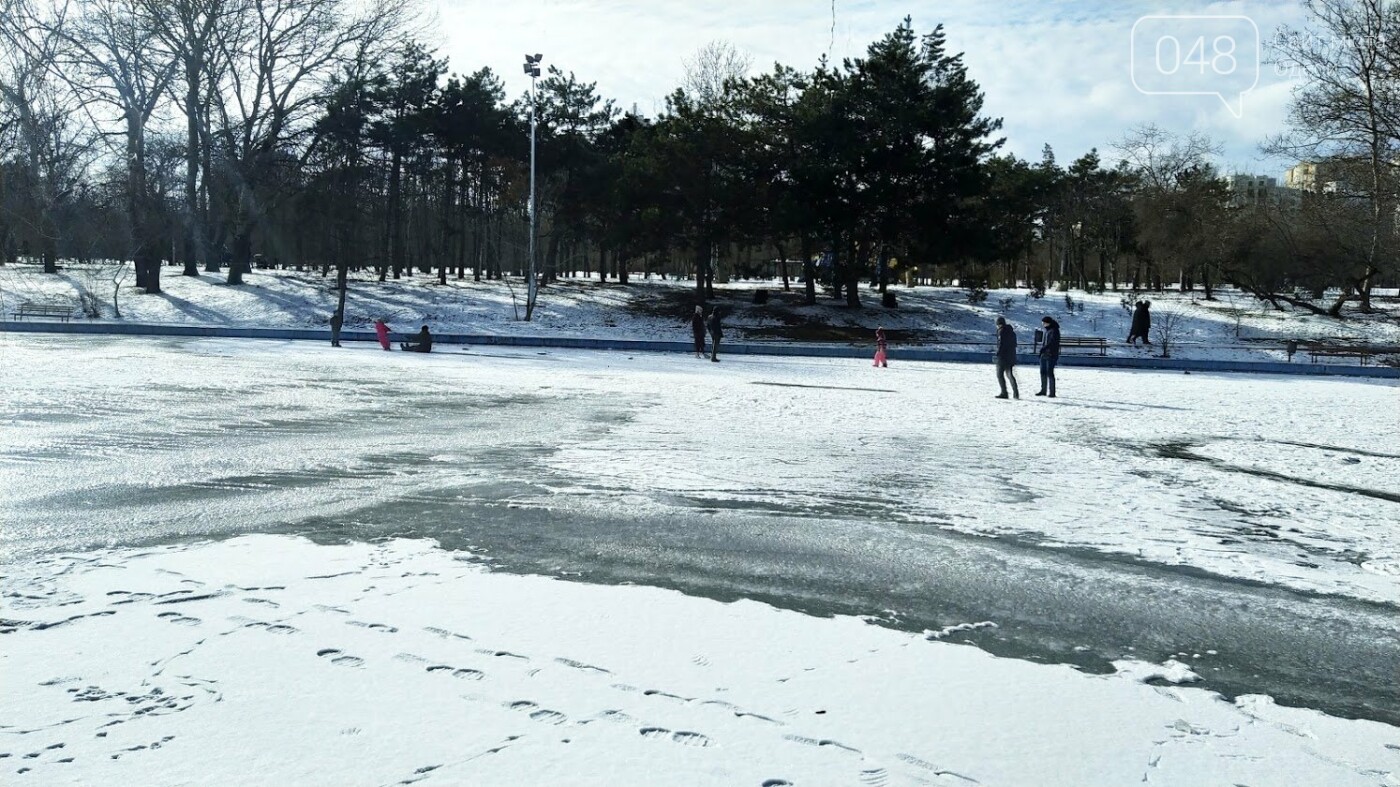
[
  {"xmin": 864, "ymin": 316, "xmax": 1063, "ymax": 399},
  {"xmin": 329, "ymin": 313, "xmax": 433, "ymax": 352}
]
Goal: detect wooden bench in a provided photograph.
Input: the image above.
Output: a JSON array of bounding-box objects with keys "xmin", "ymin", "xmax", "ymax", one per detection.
[
  {"xmin": 1308, "ymin": 345, "xmax": 1400, "ymax": 366},
  {"xmin": 12, "ymin": 300, "xmax": 75, "ymax": 322},
  {"xmin": 1034, "ymin": 335, "xmax": 1108, "ymax": 356}
]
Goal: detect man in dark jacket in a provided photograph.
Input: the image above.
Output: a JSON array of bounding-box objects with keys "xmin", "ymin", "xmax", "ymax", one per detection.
[
  {"xmin": 1037, "ymin": 316, "xmax": 1060, "ymax": 397},
  {"xmin": 401, "ymin": 325, "xmax": 433, "ymax": 353},
  {"xmin": 707, "ymin": 308, "xmax": 723, "ymax": 362},
  {"xmin": 994, "ymin": 317, "xmax": 1019, "ymax": 399}
]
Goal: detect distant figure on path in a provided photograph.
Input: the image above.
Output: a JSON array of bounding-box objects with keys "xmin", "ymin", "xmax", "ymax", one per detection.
[
  {"xmin": 707, "ymin": 308, "xmax": 723, "ymax": 362},
  {"xmin": 1127, "ymin": 300, "xmax": 1153, "ymax": 346},
  {"xmin": 401, "ymin": 325, "xmax": 433, "ymax": 353},
  {"xmin": 873, "ymin": 327, "xmax": 888, "ymax": 368},
  {"xmin": 994, "ymin": 317, "xmax": 1018, "ymax": 399},
  {"xmin": 1037, "ymin": 316, "xmax": 1060, "ymax": 398},
  {"xmin": 329, "ymin": 311, "xmax": 343, "ymax": 347},
  {"xmin": 375, "ymin": 318, "xmax": 392, "ymax": 351},
  {"xmin": 691, "ymin": 306, "xmax": 707, "ymax": 359}
]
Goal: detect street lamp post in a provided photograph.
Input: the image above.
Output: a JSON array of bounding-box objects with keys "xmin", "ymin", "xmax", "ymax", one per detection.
[{"xmin": 523, "ymin": 53, "xmax": 542, "ymax": 320}]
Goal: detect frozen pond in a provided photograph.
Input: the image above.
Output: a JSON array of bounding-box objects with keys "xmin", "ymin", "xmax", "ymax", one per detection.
[{"xmin": 3, "ymin": 335, "xmax": 1398, "ymax": 725}]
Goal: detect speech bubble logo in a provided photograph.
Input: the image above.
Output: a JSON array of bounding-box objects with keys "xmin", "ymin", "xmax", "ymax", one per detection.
[{"xmin": 1131, "ymin": 15, "xmax": 1260, "ymax": 118}]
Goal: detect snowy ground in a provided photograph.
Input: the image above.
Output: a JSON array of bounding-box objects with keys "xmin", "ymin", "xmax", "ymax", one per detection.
[
  {"xmin": 3, "ymin": 334, "xmax": 1399, "ymax": 784},
  {"xmin": 4, "ymin": 262, "xmax": 1399, "ymax": 363},
  {"xmin": 4, "ymin": 535, "xmax": 1398, "ymax": 787}
]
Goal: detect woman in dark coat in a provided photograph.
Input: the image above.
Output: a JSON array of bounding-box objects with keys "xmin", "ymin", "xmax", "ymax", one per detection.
[
  {"xmin": 1128, "ymin": 300, "xmax": 1153, "ymax": 345},
  {"xmin": 691, "ymin": 306, "xmax": 707, "ymax": 359},
  {"xmin": 1037, "ymin": 316, "xmax": 1060, "ymax": 398}
]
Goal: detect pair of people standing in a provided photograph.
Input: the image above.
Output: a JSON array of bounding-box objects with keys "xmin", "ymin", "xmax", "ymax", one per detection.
[
  {"xmin": 992, "ymin": 316, "xmax": 1060, "ymax": 399},
  {"xmin": 691, "ymin": 306, "xmax": 723, "ymax": 362},
  {"xmin": 1127, "ymin": 300, "xmax": 1153, "ymax": 346}
]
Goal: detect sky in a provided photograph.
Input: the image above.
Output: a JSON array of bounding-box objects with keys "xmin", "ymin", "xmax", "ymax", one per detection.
[{"xmin": 428, "ymin": 0, "xmax": 1312, "ymax": 178}]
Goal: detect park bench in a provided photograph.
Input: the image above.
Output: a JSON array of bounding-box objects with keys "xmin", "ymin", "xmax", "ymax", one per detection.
[
  {"xmin": 1033, "ymin": 334, "xmax": 1108, "ymax": 356},
  {"xmin": 12, "ymin": 300, "xmax": 76, "ymax": 322},
  {"xmin": 1304, "ymin": 344, "xmax": 1400, "ymax": 366}
]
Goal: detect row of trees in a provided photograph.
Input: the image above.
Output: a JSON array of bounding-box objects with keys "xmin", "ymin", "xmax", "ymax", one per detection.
[{"xmin": 1, "ymin": 0, "xmax": 1396, "ymax": 318}]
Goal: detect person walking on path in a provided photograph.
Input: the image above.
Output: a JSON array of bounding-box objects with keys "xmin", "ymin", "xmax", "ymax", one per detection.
[
  {"xmin": 994, "ymin": 317, "xmax": 1019, "ymax": 399},
  {"xmin": 401, "ymin": 325, "xmax": 433, "ymax": 353},
  {"xmin": 1127, "ymin": 300, "xmax": 1153, "ymax": 346},
  {"xmin": 691, "ymin": 306, "xmax": 707, "ymax": 359},
  {"xmin": 1037, "ymin": 316, "xmax": 1060, "ymax": 398},
  {"xmin": 873, "ymin": 327, "xmax": 889, "ymax": 368},
  {"xmin": 707, "ymin": 308, "xmax": 723, "ymax": 362},
  {"xmin": 374, "ymin": 318, "xmax": 392, "ymax": 351}
]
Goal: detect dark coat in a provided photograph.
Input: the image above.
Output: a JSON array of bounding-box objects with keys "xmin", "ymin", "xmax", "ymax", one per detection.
[
  {"xmin": 1131, "ymin": 302, "xmax": 1151, "ymax": 335},
  {"xmin": 706, "ymin": 312, "xmax": 722, "ymax": 339},
  {"xmin": 414, "ymin": 328, "xmax": 432, "ymax": 352},
  {"xmin": 1040, "ymin": 321, "xmax": 1061, "ymax": 359},
  {"xmin": 996, "ymin": 324, "xmax": 1017, "ymax": 363},
  {"xmin": 692, "ymin": 313, "xmax": 707, "ymax": 337}
]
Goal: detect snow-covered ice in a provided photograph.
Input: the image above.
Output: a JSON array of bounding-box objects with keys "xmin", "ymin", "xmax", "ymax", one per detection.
[
  {"xmin": 2, "ymin": 332, "xmax": 1398, "ymax": 784},
  {"xmin": 3, "ymin": 535, "xmax": 1398, "ymax": 787}
]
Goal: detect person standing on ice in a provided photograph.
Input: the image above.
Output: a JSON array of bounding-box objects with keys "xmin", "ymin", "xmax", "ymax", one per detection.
[
  {"xmin": 994, "ymin": 317, "xmax": 1018, "ymax": 399},
  {"xmin": 691, "ymin": 306, "xmax": 707, "ymax": 359},
  {"xmin": 1036, "ymin": 316, "xmax": 1060, "ymax": 398},
  {"xmin": 401, "ymin": 325, "xmax": 433, "ymax": 353},
  {"xmin": 873, "ymin": 327, "xmax": 888, "ymax": 368},
  {"xmin": 374, "ymin": 318, "xmax": 392, "ymax": 351},
  {"xmin": 707, "ymin": 308, "xmax": 723, "ymax": 362},
  {"xmin": 329, "ymin": 311, "xmax": 343, "ymax": 348}
]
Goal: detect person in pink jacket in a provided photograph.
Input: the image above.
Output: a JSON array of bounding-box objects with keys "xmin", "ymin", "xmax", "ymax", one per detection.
[{"xmin": 374, "ymin": 318, "xmax": 392, "ymax": 351}]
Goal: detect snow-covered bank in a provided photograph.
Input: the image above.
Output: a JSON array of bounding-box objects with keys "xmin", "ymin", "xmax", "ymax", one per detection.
[
  {"xmin": 4, "ymin": 535, "xmax": 1396, "ymax": 787},
  {"xmin": 4, "ymin": 263, "xmax": 1398, "ymax": 364}
]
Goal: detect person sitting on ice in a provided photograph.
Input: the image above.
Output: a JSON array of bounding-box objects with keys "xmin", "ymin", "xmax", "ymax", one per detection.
[{"xmin": 401, "ymin": 325, "xmax": 433, "ymax": 353}]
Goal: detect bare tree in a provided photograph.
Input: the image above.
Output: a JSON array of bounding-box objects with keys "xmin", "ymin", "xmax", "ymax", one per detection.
[
  {"xmin": 138, "ymin": 0, "xmax": 239, "ymax": 277},
  {"xmin": 1152, "ymin": 305, "xmax": 1185, "ymax": 358},
  {"xmin": 682, "ymin": 40, "xmax": 754, "ymax": 108},
  {"xmin": 1269, "ymin": 0, "xmax": 1400, "ymax": 313},
  {"xmin": 207, "ymin": 0, "xmax": 418, "ymax": 284},
  {"xmin": 0, "ymin": 0, "xmax": 94, "ymax": 274},
  {"xmin": 13, "ymin": 0, "xmax": 180, "ymax": 294}
]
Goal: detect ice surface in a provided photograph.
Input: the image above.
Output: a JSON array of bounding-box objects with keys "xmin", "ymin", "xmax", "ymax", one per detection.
[{"xmin": 3, "ymin": 535, "xmax": 1397, "ymax": 787}]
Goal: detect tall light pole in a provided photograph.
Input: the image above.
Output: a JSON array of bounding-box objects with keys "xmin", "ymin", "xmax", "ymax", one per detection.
[{"xmin": 523, "ymin": 53, "xmax": 542, "ymax": 320}]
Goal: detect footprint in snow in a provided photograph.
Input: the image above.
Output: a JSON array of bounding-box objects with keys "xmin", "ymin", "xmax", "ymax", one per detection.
[
  {"xmin": 425, "ymin": 665, "xmax": 484, "ymax": 681},
  {"xmin": 157, "ymin": 612, "xmax": 200, "ymax": 626},
  {"xmin": 316, "ymin": 648, "xmax": 364, "ymax": 668}
]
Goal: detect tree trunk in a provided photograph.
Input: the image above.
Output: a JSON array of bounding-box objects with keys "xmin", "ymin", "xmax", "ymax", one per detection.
[{"xmin": 800, "ymin": 234, "xmax": 815, "ymax": 305}]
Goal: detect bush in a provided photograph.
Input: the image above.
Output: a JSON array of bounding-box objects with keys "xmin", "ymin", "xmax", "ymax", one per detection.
[
  {"xmin": 752, "ymin": 288, "xmax": 769, "ymax": 305},
  {"xmin": 882, "ymin": 291, "xmax": 898, "ymax": 308},
  {"xmin": 967, "ymin": 286, "xmax": 988, "ymax": 304}
]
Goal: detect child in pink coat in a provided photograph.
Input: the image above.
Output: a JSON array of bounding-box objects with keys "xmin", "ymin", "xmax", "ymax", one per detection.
[
  {"xmin": 873, "ymin": 327, "xmax": 888, "ymax": 368},
  {"xmin": 374, "ymin": 318, "xmax": 392, "ymax": 351}
]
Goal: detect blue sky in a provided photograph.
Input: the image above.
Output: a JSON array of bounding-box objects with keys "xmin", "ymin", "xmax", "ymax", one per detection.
[{"xmin": 431, "ymin": 0, "xmax": 1310, "ymax": 177}]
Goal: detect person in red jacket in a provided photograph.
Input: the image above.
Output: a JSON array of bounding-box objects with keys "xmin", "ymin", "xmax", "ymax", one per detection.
[{"xmin": 374, "ymin": 318, "xmax": 392, "ymax": 351}]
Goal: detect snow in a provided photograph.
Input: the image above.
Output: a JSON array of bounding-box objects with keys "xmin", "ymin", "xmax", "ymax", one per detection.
[
  {"xmin": 4, "ymin": 534, "xmax": 1398, "ymax": 787},
  {"xmin": 4, "ymin": 263, "xmax": 1399, "ymax": 364},
  {"xmin": 2, "ymin": 334, "xmax": 1397, "ymax": 607}
]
